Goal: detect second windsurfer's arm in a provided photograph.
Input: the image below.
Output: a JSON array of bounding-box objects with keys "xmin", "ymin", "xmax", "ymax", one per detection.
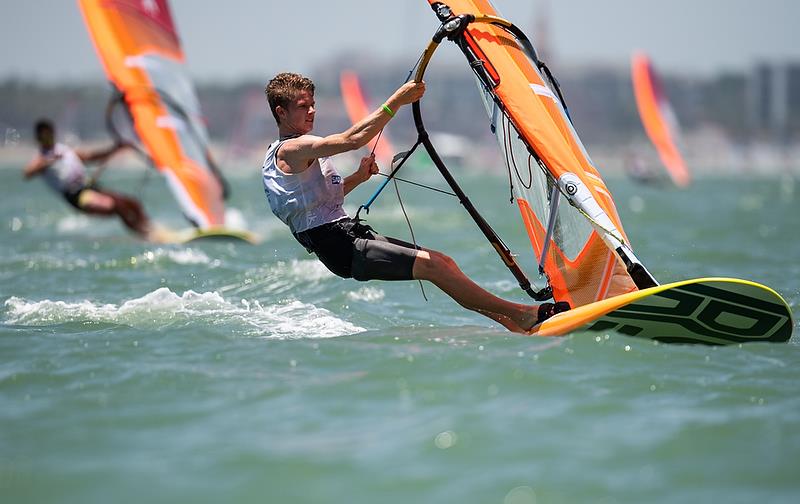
[
  {"xmin": 77, "ymin": 143, "xmax": 126, "ymax": 164},
  {"xmin": 23, "ymin": 154, "xmax": 57, "ymax": 179}
]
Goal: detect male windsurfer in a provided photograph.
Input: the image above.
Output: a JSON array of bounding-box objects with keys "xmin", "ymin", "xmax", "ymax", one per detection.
[
  {"xmin": 24, "ymin": 119, "xmax": 152, "ymax": 237},
  {"xmin": 261, "ymin": 73, "xmax": 568, "ymax": 333}
]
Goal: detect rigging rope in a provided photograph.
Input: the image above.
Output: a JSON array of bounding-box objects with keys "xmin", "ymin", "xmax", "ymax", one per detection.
[
  {"xmin": 498, "ymin": 108, "xmax": 556, "ymax": 288},
  {"xmin": 376, "ymin": 172, "xmax": 455, "ymax": 197},
  {"xmin": 355, "ymin": 51, "xmax": 432, "ymax": 301},
  {"xmin": 503, "ymin": 114, "xmax": 533, "ymax": 190},
  {"xmin": 392, "ymin": 178, "xmax": 428, "ymax": 301}
]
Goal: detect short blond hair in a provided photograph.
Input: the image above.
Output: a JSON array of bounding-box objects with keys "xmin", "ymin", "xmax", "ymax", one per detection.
[{"xmin": 265, "ymin": 73, "xmax": 315, "ymax": 125}]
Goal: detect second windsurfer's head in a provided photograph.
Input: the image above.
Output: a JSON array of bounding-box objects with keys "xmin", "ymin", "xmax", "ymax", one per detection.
[
  {"xmin": 34, "ymin": 118, "xmax": 55, "ymax": 150},
  {"xmin": 265, "ymin": 73, "xmax": 316, "ymax": 133}
]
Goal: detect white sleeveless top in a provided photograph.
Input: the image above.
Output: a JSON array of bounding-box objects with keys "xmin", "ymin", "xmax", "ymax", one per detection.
[
  {"xmin": 41, "ymin": 143, "xmax": 87, "ymax": 194},
  {"xmin": 261, "ymin": 139, "xmax": 348, "ymax": 234}
]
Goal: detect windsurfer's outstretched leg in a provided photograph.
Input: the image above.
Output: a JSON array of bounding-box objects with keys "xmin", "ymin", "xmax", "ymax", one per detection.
[
  {"xmin": 75, "ymin": 189, "xmax": 152, "ymax": 237},
  {"xmin": 412, "ymin": 250, "xmax": 558, "ymax": 333},
  {"xmin": 103, "ymin": 191, "xmax": 151, "ymax": 235}
]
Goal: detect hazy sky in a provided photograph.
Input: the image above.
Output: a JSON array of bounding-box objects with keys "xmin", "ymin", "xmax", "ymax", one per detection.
[{"xmin": 2, "ymin": 0, "xmax": 799, "ymax": 83}]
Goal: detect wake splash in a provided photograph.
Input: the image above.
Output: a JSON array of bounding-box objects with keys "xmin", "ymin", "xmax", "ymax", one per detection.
[
  {"xmin": 137, "ymin": 248, "xmax": 217, "ymax": 266},
  {"xmin": 4, "ymin": 288, "xmax": 364, "ymax": 339}
]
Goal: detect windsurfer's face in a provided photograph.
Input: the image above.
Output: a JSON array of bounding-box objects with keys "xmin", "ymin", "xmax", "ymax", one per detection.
[
  {"xmin": 36, "ymin": 128, "xmax": 55, "ymax": 150},
  {"xmin": 280, "ymin": 90, "xmax": 315, "ymax": 134}
]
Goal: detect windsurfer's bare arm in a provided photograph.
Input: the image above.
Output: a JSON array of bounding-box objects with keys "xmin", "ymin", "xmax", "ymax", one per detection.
[
  {"xmin": 279, "ymin": 82, "xmax": 425, "ymax": 174},
  {"xmin": 76, "ymin": 142, "xmax": 127, "ymax": 164},
  {"xmin": 23, "ymin": 153, "xmax": 59, "ymax": 179}
]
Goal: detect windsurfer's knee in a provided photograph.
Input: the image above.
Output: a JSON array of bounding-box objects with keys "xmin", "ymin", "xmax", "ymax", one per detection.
[
  {"xmin": 109, "ymin": 192, "xmax": 134, "ymax": 207},
  {"xmin": 78, "ymin": 190, "xmax": 115, "ymax": 213},
  {"xmin": 433, "ymin": 250, "xmax": 457, "ymax": 269},
  {"xmin": 415, "ymin": 250, "xmax": 459, "ymax": 279}
]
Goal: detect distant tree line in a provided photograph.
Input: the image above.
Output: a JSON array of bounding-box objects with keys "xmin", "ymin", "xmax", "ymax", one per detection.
[{"xmin": 2, "ymin": 62, "xmax": 797, "ymax": 150}]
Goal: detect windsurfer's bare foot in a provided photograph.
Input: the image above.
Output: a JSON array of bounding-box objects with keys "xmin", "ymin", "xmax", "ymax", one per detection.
[
  {"xmin": 135, "ymin": 223, "xmax": 152, "ymax": 240},
  {"xmin": 141, "ymin": 222, "xmax": 172, "ymax": 243}
]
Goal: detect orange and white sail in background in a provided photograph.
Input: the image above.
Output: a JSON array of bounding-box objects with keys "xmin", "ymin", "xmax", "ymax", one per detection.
[
  {"xmin": 425, "ymin": 0, "xmax": 640, "ymax": 308},
  {"xmin": 339, "ymin": 71, "xmax": 395, "ymax": 166},
  {"xmin": 78, "ymin": 0, "xmax": 226, "ymax": 228},
  {"xmin": 631, "ymin": 52, "xmax": 691, "ymax": 187}
]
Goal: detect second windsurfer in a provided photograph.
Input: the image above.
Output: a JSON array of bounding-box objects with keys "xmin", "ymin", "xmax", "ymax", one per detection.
[{"xmin": 24, "ymin": 119, "xmax": 152, "ymax": 238}]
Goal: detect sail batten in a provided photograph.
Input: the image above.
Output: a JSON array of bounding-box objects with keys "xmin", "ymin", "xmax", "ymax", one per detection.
[{"xmin": 78, "ymin": 0, "xmax": 226, "ymax": 228}]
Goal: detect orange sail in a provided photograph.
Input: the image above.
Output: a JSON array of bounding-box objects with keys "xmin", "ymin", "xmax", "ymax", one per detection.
[
  {"xmin": 418, "ymin": 0, "xmax": 655, "ymax": 308},
  {"xmin": 631, "ymin": 52, "xmax": 691, "ymax": 187},
  {"xmin": 78, "ymin": 0, "xmax": 226, "ymax": 228},
  {"xmin": 339, "ymin": 71, "xmax": 395, "ymax": 166}
]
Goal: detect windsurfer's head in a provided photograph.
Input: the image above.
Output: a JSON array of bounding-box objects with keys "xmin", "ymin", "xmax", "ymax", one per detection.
[
  {"xmin": 34, "ymin": 119, "xmax": 55, "ymax": 149},
  {"xmin": 266, "ymin": 73, "xmax": 316, "ymax": 132}
]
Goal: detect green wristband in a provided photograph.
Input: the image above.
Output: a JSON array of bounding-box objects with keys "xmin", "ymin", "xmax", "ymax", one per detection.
[{"xmin": 381, "ymin": 103, "xmax": 395, "ymax": 118}]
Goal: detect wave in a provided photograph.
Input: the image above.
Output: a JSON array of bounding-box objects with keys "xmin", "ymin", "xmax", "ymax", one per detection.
[
  {"xmin": 137, "ymin": 248, "xmax": 216, "ymax": 266},
  {"xmin": 3, "ymin": 288, "xmax": 364, "ymax": 339},
  {"xmin": 56, "ymin": 214, "xmax": 93, "ymax": 233},
  {"xmin": 219, "ymin": 259, "xmax": 335, "ymax": 298},
  {"xmin": 3, "ymin": 247, "xmax": 218, "ymax": 272},
  {"xmin": 347, "ymin": 287, "xmax": 385, "ymax": 302}
]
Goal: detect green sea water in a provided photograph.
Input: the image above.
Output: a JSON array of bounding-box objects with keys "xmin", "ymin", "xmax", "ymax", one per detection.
[{"xmin": 1, "ymin": 162, "xmax": 799, "ymax": 504}]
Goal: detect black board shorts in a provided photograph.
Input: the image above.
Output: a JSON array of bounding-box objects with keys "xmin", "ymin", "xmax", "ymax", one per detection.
[
  {"xmin": 294, "ymin": 218, "xmax": 419, "ymax": 281},
  {"xmin": 61, "ymin": 183, "xmax": 98, "ymax": 210}
]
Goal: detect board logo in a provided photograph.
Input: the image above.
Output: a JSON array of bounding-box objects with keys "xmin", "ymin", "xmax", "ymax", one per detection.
[{"xmin": 586, "ymin": 282, "xmax": 792, "ymax": 344}]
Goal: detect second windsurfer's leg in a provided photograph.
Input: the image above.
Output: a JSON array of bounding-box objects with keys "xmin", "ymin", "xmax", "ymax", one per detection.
[
  {"xmin": 411, "ymin": 250, "xmax": 538, "ymax": 333},
  {"xmin": 106, "ymin": 191, "xmax": 151, "ymax": 235},
  {"xmin": 76, "ymin": 189, "xmax": 149, "ymax": 235}
]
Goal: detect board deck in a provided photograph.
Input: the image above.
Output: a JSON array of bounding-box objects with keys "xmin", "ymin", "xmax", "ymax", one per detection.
[
  {"xmin": 530, "ymin": 278, "xmax": 794, "ymax": 345},
  {"xmin": 147, "ymin": 225, "xmax": 259, "ymax": 245}
]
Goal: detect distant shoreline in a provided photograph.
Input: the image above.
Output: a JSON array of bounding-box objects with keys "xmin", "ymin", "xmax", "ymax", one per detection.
[{"xmin": 4, "ymin": 140, "xmax": 797, "ymax": 177}]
